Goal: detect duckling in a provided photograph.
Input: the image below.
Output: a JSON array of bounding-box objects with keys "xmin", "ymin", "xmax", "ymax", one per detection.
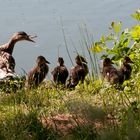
[
  {"xmin": 119, "ymin": 56, "xmax": 133, "ymax": 83},
  {"xmin": 51, "ymin": 57, "xmax": 69, "ymax": 85},
  {"xmin": 67, "ymin": 55, "xmax": 89, "ymax": 88},
  {"xmin": 0, "ymin": 31, "xmax": 36, "ymax": 80},
  {"xmin": 102, "ymin": 58, "xmax": 120, "ymax": 84},
  {"xmin": 25, "ymin": 56, "xmax": 50, "ymax": 88}
]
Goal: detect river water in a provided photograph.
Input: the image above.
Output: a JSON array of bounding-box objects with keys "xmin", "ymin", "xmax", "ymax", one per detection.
[{"xmin": 0, "ymin": 0, "xmax": 139, "ymax": 78}]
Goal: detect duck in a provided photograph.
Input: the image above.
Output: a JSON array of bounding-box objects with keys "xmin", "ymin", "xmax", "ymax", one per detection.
[
  {"xmin": 51, "ymin": 57, "xmax": 69, "ymax": 85},
  {"xmin": 0, "ymin": 31, "xmax": 37, "ymax": 80},
  {"xmin": 118, "ymin": 56, "xmax": 133, "ymax": 83},
  {"xmin": 67, "ymin": 55, "xmax": 89, "ymax": 88},
  {"xmin": 102, "ymin": 58, "xmax": 120, "ymax": 84},
  {"xmin": 25, "ymin": 55, "xmax": 50, "ymax": 88}
]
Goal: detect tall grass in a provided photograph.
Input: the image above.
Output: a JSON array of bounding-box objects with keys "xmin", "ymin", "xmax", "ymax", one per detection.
[
  {"xmin": 61, "ymin": 19, "xmax": 100, "ymax": 80},
  {"xmin": 78, "ymin": 23, "xmax": 100, "ymax": 79}
]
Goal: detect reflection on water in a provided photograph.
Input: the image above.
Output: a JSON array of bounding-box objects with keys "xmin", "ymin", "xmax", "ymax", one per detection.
[{"xmin": 0, "ymin": 0, "xmax": 139, "ymax": 77}]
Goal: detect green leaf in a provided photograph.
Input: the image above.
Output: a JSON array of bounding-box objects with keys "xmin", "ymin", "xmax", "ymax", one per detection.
[
  {"xmin": 131, "ymin": 25, "xmax": 140, "ymax": 41},
  {"xmin": 101, "ymin": 55, "xmax": 108, "ymax": 59},
  {"xmin": 122, "ymin": 38, "xmax": 129, "ymax": 48},
  {"xmin": 120, "ymin": 31, "xmax": 125, "ymax": 41},
  {"xmin": 106, "ymin": 33, "xmax": 115, "ymax": 41},
  {"xmin": 111, "ymin": 21, "xmax": 122, "ymax": 33},
  {"xmin": 100, "ymin": 35, "xmax": 106, "ymax": 42},
  {"xmin": 129, "ymin": 53, "xmax": 135, "ymax": 59},
  {"xmin": 90, "ymin": 43, "xmax": 104, "ymax": 53},
  {"xmin": 131, "ymin": 9, "xmax": 140, "ymax": 21}
]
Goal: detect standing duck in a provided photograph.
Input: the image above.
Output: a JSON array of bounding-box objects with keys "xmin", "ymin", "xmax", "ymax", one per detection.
[
  {"xmin": 102, "ymin": 58, "xmax": 120, "ymax": 84},
  {"xmin": 67, "ymin": 55, "xmax": 89, "ymax": 88},
  {"xmin": 25, "ymin": 55, "xmax": 50, "ymax": 88},
  {"xmin": 0, "ymin": 31, "xmax": 36, "ymax": 80},
  {"xmin": 51, "ymin": 57, "xmax": 69, "ymax": 85},
  {"xmin": 119, "ymin": 56, "xmax": 133, "ymax": 83}
]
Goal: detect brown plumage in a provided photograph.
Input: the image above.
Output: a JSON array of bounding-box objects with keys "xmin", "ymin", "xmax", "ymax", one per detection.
[
  {"xmin": 25, "ymin": 56, "xmax": 50, "ymax": 88},
  {"xmin": 51, "ymin": 57, "xmax": 68, "ymax": 85},
  {"xmin": 118, "ymin": 56, "xmax": 133, "ymax": 83},
  {"xmin": 102, "ymin": 58, "xmax": 120, "ymax": 84},
  {"xmin": 0, "ymin": 31, "xmax": 36, "ymax": 79},
  {"xmin": 67, "ymin": 55, "xmax": 89, "ymax": 88}
]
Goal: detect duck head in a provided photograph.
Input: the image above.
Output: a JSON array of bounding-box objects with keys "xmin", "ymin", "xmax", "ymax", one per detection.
[
  {"xmin": 11, "ymin": 31, "xmax": 37, "ymax": 43},
  {"xmin": 57, "ymin": 57, "xmax": 64, "ymax": 66},
  {"xmin": 103, "ymin": 58, "xmax": 113, "ymax": 67},
  {"xmin": 75, "ymin": 55, "xmax": 87, "ymax": 65},
  {"xmin": 123, "ymin": 56, "xmax": 133, "ymax": 64},
  {"xmin": 36, "ymin": 55, "xmax": 50, "ymax": 66}
]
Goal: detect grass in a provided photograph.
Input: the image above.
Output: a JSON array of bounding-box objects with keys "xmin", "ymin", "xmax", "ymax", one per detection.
[{"xmin": 0, "ymin": 75, "xmax": 140, "ymax": 140}]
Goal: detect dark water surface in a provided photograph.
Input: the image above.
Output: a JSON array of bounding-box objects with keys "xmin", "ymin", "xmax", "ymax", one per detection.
[{"xmin": 0, "ymin": 0, "xmax": 139, "ymax": 78}]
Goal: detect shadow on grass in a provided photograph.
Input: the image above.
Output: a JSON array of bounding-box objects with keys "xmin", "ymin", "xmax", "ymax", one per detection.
[
  {"xmin": 41, "ymin": 101, "xmax": 106, "ymax": 140},
  {"xmin": 66, "ymin": 100, "xmax": 106, "ymax": 122},
  {"xmin": 0, "ymin": 112, "xmax": 59, "ymax": 140}
]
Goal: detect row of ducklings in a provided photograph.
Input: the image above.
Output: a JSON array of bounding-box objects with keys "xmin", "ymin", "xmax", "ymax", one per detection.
[
  {"xmin": 102, "ymin": 57, "xmax": 133, "ymax": 85},
  {"xmin": 25, "ymin": 55, "xmax": 133, "ymax": 89},
  {"xmin": 25, "ymin": 55, "xmax": 89, "ymax": 89}
]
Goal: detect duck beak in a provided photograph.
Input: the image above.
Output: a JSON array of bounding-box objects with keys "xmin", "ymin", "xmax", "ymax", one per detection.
[
  {"xmin": 127, "ymin": 59, "xmax": 134, "ymax": 64},
  {"xmin": 27, "ymin": 35, "xmax": 37, "ymax": 43},
  {"xmin": 130, "ymin": 60, "xmax": 134, "ymax": 64},
  {"xmin": 46, "ymin": 60, "xmax": 50, "ymax": 64},
  {"xmin": 129, "ymin": 60, "xmax": 134, "ymax": 64},
  {"xmin": 83, "ymin": 60, "xmax": 87, "ymax": 64},
  {"xmin": 82, "ymin": 61, "xmax": 87, "ymax": 65}
]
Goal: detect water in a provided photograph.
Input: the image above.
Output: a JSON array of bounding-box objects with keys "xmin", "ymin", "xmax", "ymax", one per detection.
[{"xmin": 0, "ymin": 0, "xmax": 139, "ymax": 78}]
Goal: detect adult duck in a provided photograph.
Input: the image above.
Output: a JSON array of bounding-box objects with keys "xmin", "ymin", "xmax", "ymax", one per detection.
[
  {"xmin": 102, "ymin": 58, "xmax": 120, "ymax": 84},
  {"xmin": 25, "ymin": 55, "xmax": 50, "ymax": 88},
  {"xmin": 51, "ymin": 57, "xmax": 69, "ymax": 85},
  {"xmin": 0, "ymin": 31, "xmax": 36, "ymax": 80},
  {"xmin": 119, "ymin": 56, "xmax": 133, "ymax": 83},
  {"xmin": 67, "ymin": 55, "xmax": 89, "ymax": 88}
]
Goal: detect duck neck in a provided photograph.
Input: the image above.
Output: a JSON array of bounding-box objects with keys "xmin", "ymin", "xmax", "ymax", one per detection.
[
  {"xmin": 59, "ymin": 64, "xmax": 64, "ymax": 66},
  {"xmin": 123, "ymin": 62, "xmax": 129, "ymax": 67},
  {"xmin": 6, "ymin": 39, "xmax": 17, "ymax": 54},
  {"xmin": 58, "ymin": 62, "xmax": 64, "ymax": 66}
]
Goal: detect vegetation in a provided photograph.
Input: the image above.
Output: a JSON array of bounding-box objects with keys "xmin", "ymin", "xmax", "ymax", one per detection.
[{"xmin": 0, "ymin": 9, "xmax": 140, "ymax": 140}]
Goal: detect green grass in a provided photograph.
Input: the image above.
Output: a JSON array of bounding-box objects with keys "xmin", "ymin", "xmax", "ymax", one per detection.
[{"xmin": 0, "ymin": 76, "xmax": 140, "ymax": 140}]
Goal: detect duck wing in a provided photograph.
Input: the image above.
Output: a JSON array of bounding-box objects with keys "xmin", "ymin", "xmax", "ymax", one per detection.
[
  {"xmin": 0, "ymin": 51, "xmax": 15, "ymax": 72},
  {"xmin": 52, "ymin": 66, "xmax": 68, "ymax": 83},
  {"xmin": 0, "ymin": 51, "xmax": 17, "ymax": 80}
]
